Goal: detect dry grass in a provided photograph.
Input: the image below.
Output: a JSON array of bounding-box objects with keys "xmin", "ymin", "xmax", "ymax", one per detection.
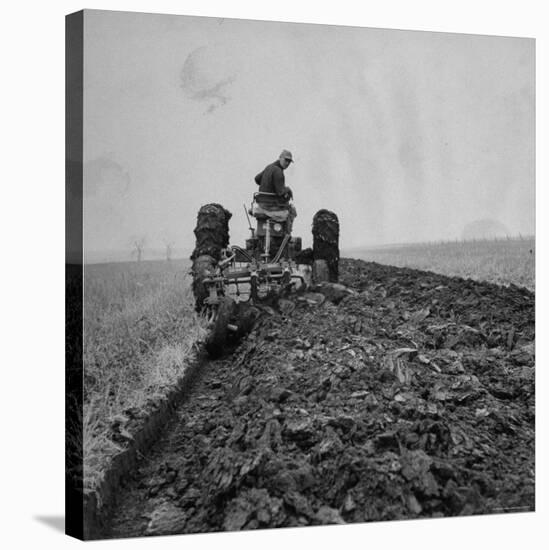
[
  {"xmin": 348, "ymin": 237, "xmax": 535, "ymax": 291},
  {"xmin": 83, "ymin": 259, "xmax": 208, "ymax": 491}
]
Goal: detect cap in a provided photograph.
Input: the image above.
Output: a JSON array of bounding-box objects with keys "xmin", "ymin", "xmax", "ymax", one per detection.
[{"xmin": 279, "ymin": 149, "xmax": 294, "ymax": 163}]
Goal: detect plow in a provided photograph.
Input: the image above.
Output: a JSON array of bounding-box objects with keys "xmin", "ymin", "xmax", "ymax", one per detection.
[{"xmin": 191, "ymin": 193, "xmax": 339, "ymax": 356}]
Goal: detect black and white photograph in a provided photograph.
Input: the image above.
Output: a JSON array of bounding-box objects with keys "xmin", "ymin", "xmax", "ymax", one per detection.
[
  {"xmin": 64, "ymin": 7, "xmax": 538, "ymax": 541},
  {"xmin": 6, "ymin": 2, "xmax": 546, "ymax": 549}
]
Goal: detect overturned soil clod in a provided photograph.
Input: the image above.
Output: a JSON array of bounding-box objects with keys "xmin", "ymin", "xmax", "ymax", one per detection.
[{"xmin": 109, "ymin": 258, "xmax": 534, "ymax": 538}]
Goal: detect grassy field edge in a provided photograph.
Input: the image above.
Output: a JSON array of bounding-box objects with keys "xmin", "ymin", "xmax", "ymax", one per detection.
[{"xmin": 82, "ymin": 259, "xmax": 208, "ymax": 491}]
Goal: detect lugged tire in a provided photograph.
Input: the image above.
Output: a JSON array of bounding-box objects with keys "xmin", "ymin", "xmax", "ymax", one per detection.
[
  {"xmin": 205, "ymin": 296, "xmax": 236, "ymax": 358},
  {"xmin": 190, "ymin": 203, "xmax": 232, "ymax": 261},
  {"xmin": 190, "ymin": 203, "xmax": 232, "ymax": 310},
  {"xmin": 312, "ymin": 209, "xmax": 340, "ymax": 282}
]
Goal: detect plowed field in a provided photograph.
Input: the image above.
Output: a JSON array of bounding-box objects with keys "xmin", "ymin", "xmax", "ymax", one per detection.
[{"xmin": 109, "ymin": 258, "xmax": 535, "ymax": 537}]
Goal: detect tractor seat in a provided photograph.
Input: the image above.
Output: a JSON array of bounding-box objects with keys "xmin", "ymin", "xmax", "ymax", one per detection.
[{"xmin": 250, "ymin": 200, "xmax": 290, "ymax": 222}]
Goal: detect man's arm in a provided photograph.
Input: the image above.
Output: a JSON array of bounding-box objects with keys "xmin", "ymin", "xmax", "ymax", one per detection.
[{"xmin": 254, "ymin": 171, "xmax": 263, "ymax": 186}]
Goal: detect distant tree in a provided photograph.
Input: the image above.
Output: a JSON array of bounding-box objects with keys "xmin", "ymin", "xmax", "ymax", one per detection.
[
  {"xmin": 164, "ymin": 240, "xmax": 175, "ymax": 262},
  {"xmin": 131, "ymin": 236, "xmax": 146, "ymax": 262},
  {"xmin": 160, "ymin": 230, "xmax": 176, "ymax": 262}
]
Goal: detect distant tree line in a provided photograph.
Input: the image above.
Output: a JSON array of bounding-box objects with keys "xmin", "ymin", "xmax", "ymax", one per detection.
[{"xmin": 129, "ymin": 235, "xmax": 181, "ymax": 262}]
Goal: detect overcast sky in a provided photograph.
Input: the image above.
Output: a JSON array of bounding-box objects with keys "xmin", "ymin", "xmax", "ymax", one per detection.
[{"xmin": 82, "ymin": 9, "xmax": 534, "ymax": 261}]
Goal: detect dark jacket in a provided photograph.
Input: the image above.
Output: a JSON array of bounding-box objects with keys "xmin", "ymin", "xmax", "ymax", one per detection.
[{"xmin": 255, "ymin": 161, "xmax": 292, "ymax": 203}]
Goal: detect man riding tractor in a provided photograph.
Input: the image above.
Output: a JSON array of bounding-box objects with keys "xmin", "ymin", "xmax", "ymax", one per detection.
[
  {"xmin": 190, "ymin": 149, "xmax": 339, "ymax": 356},
  {"xmin": 254, "ymin": 149, "xmax": 297, "ymax": 235}
]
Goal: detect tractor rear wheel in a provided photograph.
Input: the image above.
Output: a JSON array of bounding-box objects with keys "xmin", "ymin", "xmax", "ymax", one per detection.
[
  {"xmin": 312, "ymin": 210, "xmax": 340, "ymax": 283},
  {"xmin": 190, "ymin": 203, "xmax": 232, "ymax": 311}
]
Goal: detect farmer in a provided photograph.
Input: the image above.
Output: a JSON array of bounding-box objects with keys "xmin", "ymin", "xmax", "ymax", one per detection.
[{"xmin": 254, "ymin": 149, "xmax": 297, "ymax": 232}]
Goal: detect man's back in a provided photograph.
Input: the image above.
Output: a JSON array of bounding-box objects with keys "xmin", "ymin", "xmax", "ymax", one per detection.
[
  {"xmin": 255, "ymin": 160, "xmax": 286, "ymax": 197},
  {"xmin": 253, "ymin": 150, "xmax": 297, "ymax": 232}
]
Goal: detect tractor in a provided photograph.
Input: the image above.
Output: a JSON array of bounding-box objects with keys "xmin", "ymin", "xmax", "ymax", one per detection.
[{"xmin": 191, "ymin": 192, "xmax": 339, "ymax": 357}]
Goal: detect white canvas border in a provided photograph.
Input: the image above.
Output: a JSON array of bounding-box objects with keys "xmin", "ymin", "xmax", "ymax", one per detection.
[{"xmin": 2, "ymin": 1, "xmax": 545, "ymax": 549}]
